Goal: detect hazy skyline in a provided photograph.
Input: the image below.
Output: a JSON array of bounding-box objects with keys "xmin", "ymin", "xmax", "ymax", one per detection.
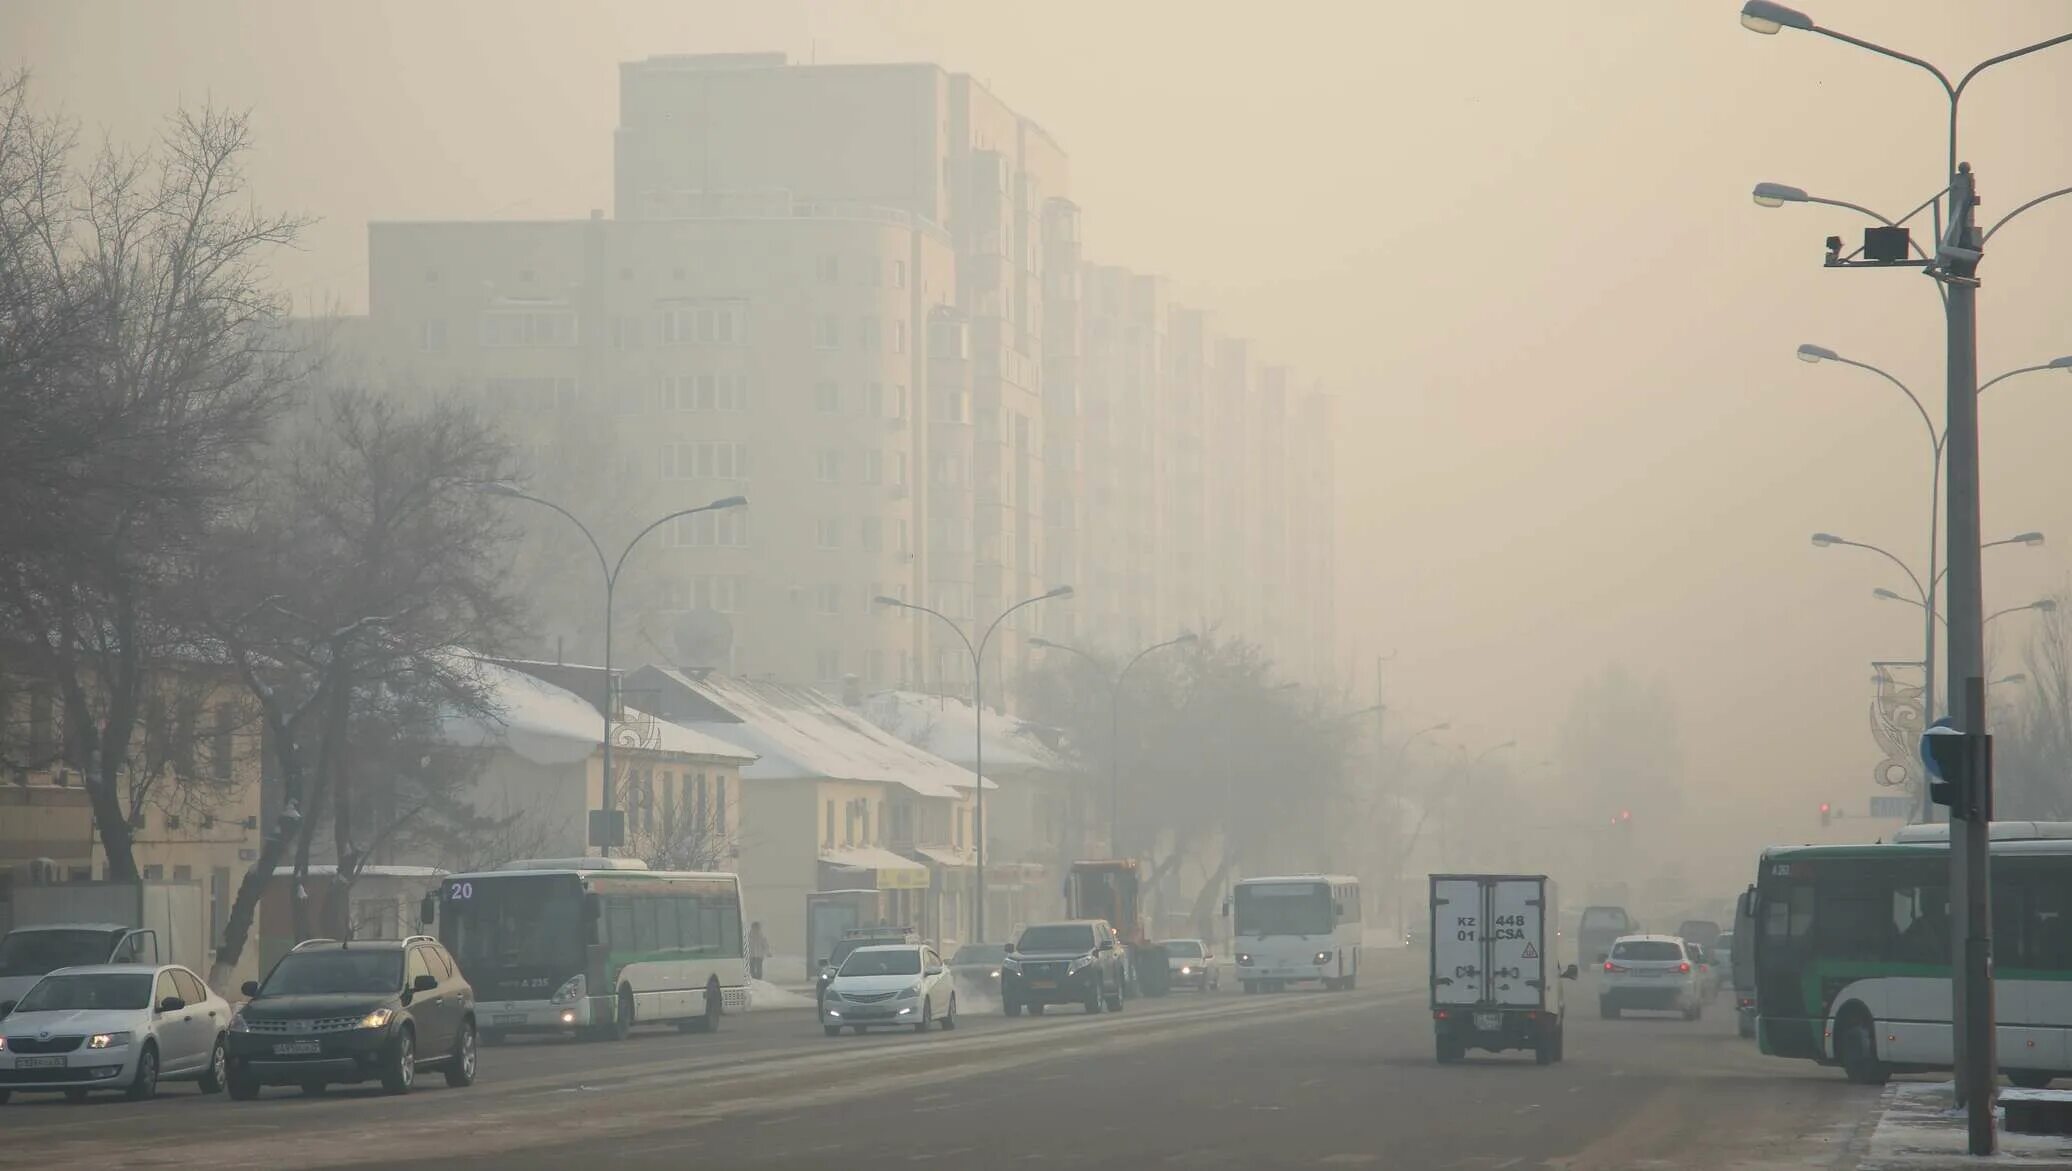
[{"xmin": 12, "ymin": 0, "xmax": 2072, "ymax": 878}]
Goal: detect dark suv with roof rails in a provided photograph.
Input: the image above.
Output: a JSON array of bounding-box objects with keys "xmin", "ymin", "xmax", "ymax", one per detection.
[
  {"xmin": 1001, "ymin": 920, "xmax": 1126, "ymax": 1016},
  {"xmin": 224, "ymin": 936, "xmax": 477, "ymax": 1098}
]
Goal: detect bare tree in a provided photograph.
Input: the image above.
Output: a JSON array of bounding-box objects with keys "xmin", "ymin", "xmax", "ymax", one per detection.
[
  {"xmin": 0, "ymin": 80, "xmax": 308, "ymax": 884},
  {"xmin": 2000, "ymin": 586, "xmax": 2072, "ymax": 820}
]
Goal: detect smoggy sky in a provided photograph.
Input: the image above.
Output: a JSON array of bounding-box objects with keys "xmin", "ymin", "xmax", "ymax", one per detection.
[{"xmin": 10, "ymin": 1, "xmax": 2072, "ymax": 873}]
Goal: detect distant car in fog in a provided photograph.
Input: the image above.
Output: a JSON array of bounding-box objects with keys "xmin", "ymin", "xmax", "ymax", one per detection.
[
  {"xmin": 1598, "ymin": 935, "xmax": 1703, "ymax": 1021},
  {"xmin": 946, "ymin": 943, "xmax": 1006, "ymax": 999},
  {"xmin": 1676, "ymin": 919, "xmax": 1722, "ymax": 951},
  {"xmin": 1159, "ymin": 939, "xmax": 1218, "ymax": 992},
  {"xmin": 1685, "ymin": 940, "xmax": 1722, "ymax": 1000},
  {"xmin": 1578, "ymin": 906, "xmax": 1638, "ymax": 964}
]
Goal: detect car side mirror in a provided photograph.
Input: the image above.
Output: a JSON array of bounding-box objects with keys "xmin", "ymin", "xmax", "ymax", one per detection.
[
  {"xmin": 241, "ymin": 980, "xmax": 260, "ymax": 999},
  {"xmin": 158, "ymin": 996, "xmax": 185, "ymax": 1013},
  {"xmin": 1561, "ymin": 964, "xmax": 1579, "ymax": 980},
  {"xmin": 413, "ymin": 973, "xmax": 439, "ymax": 993},
  {"xmin": 1098, "ymin": 940, "xmax": 1115, "ymax": 952}
]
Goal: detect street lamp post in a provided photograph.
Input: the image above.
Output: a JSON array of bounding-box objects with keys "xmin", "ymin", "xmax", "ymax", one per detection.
[
  {"xmin": 1744, "ymin": 6, "xmax": 2072, "ymax": 1141},
  {"xmin": 480, "ymin": 483, "xmax": 746, "ymax": 854},
  {"xmin": 875, "ymin": 586, "xmax": 1073, "ymax": 943},
  {"xmin": 1028, "ymin": 633, "xmax": 1197, "ymax": 857},
  {"xmin": 1381, "ymin": 720, "xmax": 1449, "ymax": 935}
]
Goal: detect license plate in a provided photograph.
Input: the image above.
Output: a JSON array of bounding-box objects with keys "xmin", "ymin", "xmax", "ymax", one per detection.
[
  {"xmin": 1473, "ymin": 1012, "xmax": 1502, "ymax": 1032},
  {"xmin": 13, "ymin": 1056, "xmax": 65, "ymax": 1069},
  {"xmin": 272, "ymin": 1041, "xmax": 322, "ymax": 1056},
  {"xmin": 494, "ymin": 1013, "xmax": 527, "ymax": 1026},
  {"xmin": 1029, "ymin": 980, "xmax": 1056, "ymax": 990}
]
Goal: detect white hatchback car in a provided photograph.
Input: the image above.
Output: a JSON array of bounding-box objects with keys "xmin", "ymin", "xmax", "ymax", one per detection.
[
  {"xmin": 0, "ymin": 964, "xmax": 231, "ymax": 1103},
  {"xmin": 820, "ymin": 945, "xmax": 956, "ymax": 1036},
  {"xmin": 1598, "ymin": 935, "xmax": 1703, "ymax": 1021}
]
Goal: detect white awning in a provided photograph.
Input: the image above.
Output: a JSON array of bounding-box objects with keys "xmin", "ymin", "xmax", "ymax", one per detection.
[{"xmin": 819, "ymin": 847, "xmax": 930, "ymax": 890}]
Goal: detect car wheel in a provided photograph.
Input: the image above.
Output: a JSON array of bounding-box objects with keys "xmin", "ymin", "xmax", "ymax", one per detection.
[
  {"xmin": 64, "ymin": 1088, "xmax": 90, "ymax": 1103},
  {"xmin": 611, "ymin": 986, "xmax": 635, "ymax": 1041},
  {"xmin": 1835, "ymin": 1009, "xmax": 1890, "ymax": 1086},
  {"xmin": 824, "ymin": 1024, "xmax": 843, "ymax": 1037},
  {"xmin": 227, "ymin": 1066, "xmax": 261, "ymax": 1101},
  {"xmin": 914, "ymin": 996, "xmax": 932, "ymax": 1034},
  {"xmin": 199, "ymin": 1036, "xmax": 228, "ymax": 1094},
  {"xmin": 444, "ymin": 1019, "xmax": 478, "ymax": 1088},
  {"xmin": 123, "ymin": 1042, "xmax": 160, "ymax": 1102},
  {"xmin": 1436, "ymin": 1034, "xmax": 1463, "ymax": 1063},
  {"xmin": 380, "ymin": 1027, "xmax": 417, "ymax": 1095},
  {"xmin": 1030, "ymin": 1003, "xmax": 1046, "ymax": 1016},
  {"xmin": 940, "ymin": 994, "xmax": 957, "ymax": 1031},
  {"xmin": 850, "ymin": 1025, "xmax": 867, "ymax": 1035},
  {"xmin": 1106, "ymin": 985, "xmax": 1124, "ymax": 1013},
  {"xmin": 693, "ymin": 979, "xmax": 721, "ymax": 1034},
  {"xmin": 1085, "ymin": 983, "xmax": 1102, "ymax": 1014}
]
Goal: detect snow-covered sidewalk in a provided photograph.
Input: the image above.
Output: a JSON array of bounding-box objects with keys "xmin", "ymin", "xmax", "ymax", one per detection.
[
  {"xmin": 1858, "ymin": 1082, "xmax": 2072, "ymax": 1168},
  {"xmin": 744, "ymin": 978, "xmax": 816, "ymax": 1011}
]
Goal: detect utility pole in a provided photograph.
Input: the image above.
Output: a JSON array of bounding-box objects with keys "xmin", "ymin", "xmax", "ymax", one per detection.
[{"xmin": 1373, "ymin": 656, "xmax": 1389, "ymax": 930}]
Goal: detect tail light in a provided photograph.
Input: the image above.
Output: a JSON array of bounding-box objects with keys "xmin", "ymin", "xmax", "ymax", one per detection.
[
  {"xmin": 1603, "ymin": 961, "xmax": 1626, "ymax": 973},
  {"xmin": 1678, "ymin": 961, "xmax": 1691, "ymax": 973}
]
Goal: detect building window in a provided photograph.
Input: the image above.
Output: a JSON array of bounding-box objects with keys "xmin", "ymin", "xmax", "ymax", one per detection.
[
  {"xmin": 815, "ymin": 583, "xmax": 842, "ymax": 614},
  {"xmin": 813, "ymin": 315, "xmax": 840, "ymax": 350},
  {"xmin": 674, "ymin": 509, "xmax": 750, "ymax": 548},
  {"xmin": 661, "ymin": 441, "xmax": 750, "ymax": 480},
  {"xmin": 814, "ymin": 380, "xmax": 840, "ymax": 413},
  {"xmin": 661, "ymin": 302, "xmax": 744, "ymax": 345},
  {"xmin": 814, "ymin": 450, "xmax": 842, "ymax": 483},
  {"xmin": 815, "ymin": 518, "xmax": 843, "ymax": 549},
  {"xmin": 893, "ymin": 259, "xmax": 908, "ymax": 289},
  {"xmin": 479, "ymin": 309, "xmax": 578, "ymax": 348},
  {"xmin": 662, "ymin": 373, "xmax": 749, "ymax": 412},
  {"xmin": 861, "ymin": 518, "xmax": 882, "ymax": 552},
  {"xmin": 610, "ymin": 316, "xmax": 643, "ymax": 350},
  {"xmin": 660, "ymin": 573, "xmax": 745, "ymax": 613},
  {"xmin": 418, "ymin": 319, "xmax": 447, "ymax": 353},
  {"xmin": 861, "ymin": 450, "xmax": 882, "ymax": 485},
  {"xmin": 893, "ymin": 319, "xmax": 907, "ymax": 355},
  {"xmin": 893, "ymin": 385, "xmax": 908, "ymax": 419},
  {"xmin": 893, "ymin": 453, "xmax": 908, "ymax": 488}
]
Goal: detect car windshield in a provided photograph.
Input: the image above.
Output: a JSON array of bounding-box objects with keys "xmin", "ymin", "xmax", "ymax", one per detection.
[
  {"xmin": 838, "ymin": 948, "xmax": 921, "ymax": 977},
  {"xmin": 0, "ymin": 929, "xmax": 117, "ymax": 978},
  {"xmin": 1163, "ymin": 941, "xmax": 1204, "ymax": 957},
  {"xmin": 950, "ymin": 944, "xmax": 1004, "ymax": 965},
  {"xmin": 15, "ymin": 972, "xmax": 154, "ymax": 1012},
  {"xmin": 1017, "ymin": 925, "xmax": 1096, "ymax": 952},
  {"xmin": 1611, "ymin": 940, "xmax": 1684, "ymax": 962},
  {"xmin": 261, "ymin": 950, "xmax": 403, "ymax": 996}
]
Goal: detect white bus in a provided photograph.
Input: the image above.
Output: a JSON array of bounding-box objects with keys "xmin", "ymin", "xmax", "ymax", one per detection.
[
  {"xmin": 427, "ymin": 858, "xmax": 749, "ymax": 1043},
  {"xmin": 1230, "ymin": 874, "xmax": 1362, "ymax": 992}
]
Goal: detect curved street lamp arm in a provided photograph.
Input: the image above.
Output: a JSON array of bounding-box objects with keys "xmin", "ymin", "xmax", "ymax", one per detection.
[
  {"xmin": 978, "ymin": 592, "xmax": 1063, "ymax": 662},
  {"xmin": 1118, "ymin": 634, "xmax": 1194, "ymax": 686},
  {"xmin": 1983, "ymin": 186, "xmax": 2072, "ymax": 246},
  {"xmin": 612, "ymin": 500, "xmax": 740, "ymax": 585},
  {"xmin": 1977, "ymin": 363, "xmax": 2057, "ymax": 395},
  {"xmin": 496, "ymin": 489, "xmax": 610, "ymax": 587},
  {"xmin": 1833, "ymin": 537, "xmax": 1929, "ymax": 604},
  {"xmin": 1956, "ymin": 33, "xmax": 2072, "ymax": 98},
  {"xmin": 880, "ymin": 598, "xmax": 978, "ymax": 667},
  {"xmin": 1805, "ymin": 193, "xmax": 1899, "ymax": 227},
  {"xmin": 1828, "ymin": 354, "xmax": 1941, "ymax": 452}
]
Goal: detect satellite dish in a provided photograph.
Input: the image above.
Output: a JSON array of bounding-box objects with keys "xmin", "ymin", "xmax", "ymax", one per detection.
[{"xmin": 671, "ymin": 609, "xmax": 734, "ymax": 669}]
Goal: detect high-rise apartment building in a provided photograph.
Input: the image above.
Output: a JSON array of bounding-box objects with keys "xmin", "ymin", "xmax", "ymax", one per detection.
[{"xmin": 361, "ymin": 52, "xmax": 1336, "ymax": 704}]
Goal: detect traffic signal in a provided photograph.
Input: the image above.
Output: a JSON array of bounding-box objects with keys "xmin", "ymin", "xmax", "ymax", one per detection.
[
  {"xmin": 1819, "ymin": 802, "xmax": 1832, "ymax": 828},
  {"xmin": 1922, "ymin": 720, "xmax": 1988, "ymax": 818}
]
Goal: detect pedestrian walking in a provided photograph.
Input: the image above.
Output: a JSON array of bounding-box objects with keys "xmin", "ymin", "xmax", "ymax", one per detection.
[{"xmin": 748, "ymin": 921, "xmax": 769, "ymax": 981}]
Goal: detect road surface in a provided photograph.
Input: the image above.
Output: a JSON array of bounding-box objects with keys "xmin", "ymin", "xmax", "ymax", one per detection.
[{"xmin": 1, "ymin": 955, "xmax": 1883, "ymax": 1169}]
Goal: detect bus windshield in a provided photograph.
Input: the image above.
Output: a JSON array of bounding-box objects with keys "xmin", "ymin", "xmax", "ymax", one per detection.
[
  {"xmin": 1234, "ymin": 883, "xmax": 1333, "ymax": 937},
  {"xmin": 441, "ymin": 874, "xmax": 587, "ymax": 982}
]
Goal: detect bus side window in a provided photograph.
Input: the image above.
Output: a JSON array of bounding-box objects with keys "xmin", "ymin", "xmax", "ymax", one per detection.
[
  {"xmin": 2025, "ymin": 871, "xmax": 2072, "ymax": 969},
  {"xmin": 586, "ymin": 895, "xmax": 603, "ymax": 946},
  {"xmin": 608, "ymin": 897, "xmax": 636, "ymax": 951}
]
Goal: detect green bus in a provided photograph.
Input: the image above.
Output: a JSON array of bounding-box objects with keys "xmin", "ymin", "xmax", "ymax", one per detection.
[
  {"xmin": 1746, "ymin": 822, "xmax": 2072, "ymax": 1086},
  {"xmin": 428, "ymin": 858, "xmax": 747, "ymax": 1044}
]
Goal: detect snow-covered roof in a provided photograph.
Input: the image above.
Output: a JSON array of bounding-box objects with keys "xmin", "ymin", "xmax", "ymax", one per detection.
[
  {"xmin": 906, "ymin": 845, "xmax": 974, "ymax": 869},
  {"xmin": 856, "ymin": 690, "xmax": 1073, "ymax": 773},
  {"xmin": 632, "ymin": 668, "xmax": 990, "ymax": 799},
  {"xmin": 819, "ymin": 846, "xmax": 929, "ymax": 877},
  {"xmin": 438, "ymin": 658, "xmax": 756, "ymax": 767}
]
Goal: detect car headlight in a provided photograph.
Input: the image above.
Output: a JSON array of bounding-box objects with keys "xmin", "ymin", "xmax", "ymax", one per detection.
[
  {"xmin": 87, "ymin": 1031, "xmax": 132, "ymax": 1050},
  {"xmin": 1001, "ymin": 957, "xmax": 1021, "ymax": 973},
  {"xmin": 228, "ymin": 1011, "xmax": 249, "ymax": 1033},
  {"xmin": 1179, "ymin": 965, "xmax": 1193, "ymax": 975},
  {"xmin": 357, "ymin": 1008, "xmax": 394, "ymax": 1030},
  {"xmin": 895, "ymin": 984, "xmax": 922, "ymax": 1000},
  {"xmin": 988, "ymin": 969, "xmax": 1000, "ymax": 980},
  {"xmin": 1237, "ymin": 953, "xmax": 1253, "ymax": 966},
  {"xmin": 552, "ymin": 975, "xmax": 586, "ymax": 1005}
]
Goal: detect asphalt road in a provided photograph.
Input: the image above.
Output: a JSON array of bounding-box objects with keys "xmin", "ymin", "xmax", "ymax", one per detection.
[{"xmin": 2, "ymin": 958, "xmax": 1886, "ymax": 1170}]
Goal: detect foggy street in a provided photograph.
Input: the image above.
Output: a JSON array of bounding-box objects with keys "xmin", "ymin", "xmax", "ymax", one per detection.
[{"xmin": 0, "ymin": 953, "xmax": 1878, "ymax": 1170}]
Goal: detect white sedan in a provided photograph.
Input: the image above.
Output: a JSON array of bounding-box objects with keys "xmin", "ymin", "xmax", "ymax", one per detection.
[
  {"xmin": 820, "ymin": 945, "xmax": 957, "ymax": 1035},
  {"xmin": 1598, "ymin": 935, "xmax": 1704, "ymax": 1021},
  {"xmin": 0, "ymin": 963, "xmax": 231, "ymax": 1102}
]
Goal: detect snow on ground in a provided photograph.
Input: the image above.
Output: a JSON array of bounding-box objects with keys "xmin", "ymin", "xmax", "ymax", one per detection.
[
  {"xmin": 744, "ymin": 979, "xmax": 814, "ymax": 1011},
  {"xmin": 1860, "ymin": 1082, "xmax": 2072, "ymax": 1169}
]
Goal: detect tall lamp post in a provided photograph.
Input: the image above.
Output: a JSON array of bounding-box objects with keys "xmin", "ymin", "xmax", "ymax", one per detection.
[
  {"xmin": 1743, "ymin": 5, "xmax": 2072, "ymax": 1140},
  {"xmin": 480, "ymin": 483, "xmax": 746, "ymax": 854},
  {"xmin": 876, "ymin": 585, "xmax": 1073, "ymax": 943},
  {"xmin": 1028, "ymin": 632, "xmax": 1197, "ymax": 855}
]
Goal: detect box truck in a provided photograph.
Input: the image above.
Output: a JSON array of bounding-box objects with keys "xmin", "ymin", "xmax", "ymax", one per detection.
[{"xmin": 1430, "ymin": 873, "xmax": 1577, "ymax": 1064}]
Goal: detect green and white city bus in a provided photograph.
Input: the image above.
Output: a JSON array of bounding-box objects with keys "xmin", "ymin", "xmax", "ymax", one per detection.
[
  {"xmin": 426, "ymin": 858, "xmax": 748, "ymax": 1043},
  {"xmin": 1746, "ymin": 822, "xmax": 2072, "ymax": 1086}
]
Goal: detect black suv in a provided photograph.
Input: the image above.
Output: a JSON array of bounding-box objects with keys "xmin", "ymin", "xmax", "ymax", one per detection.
[
  {"xmin": 1001, "ymin": 920, "xmax": 1126, "ymax": 1016},
  {"xmin": 224, "ymin": 936, "xmax": 476, "ymax": 1098}
]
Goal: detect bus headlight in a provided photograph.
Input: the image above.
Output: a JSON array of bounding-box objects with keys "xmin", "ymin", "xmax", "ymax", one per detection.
[
  {"xmin": 1314, "ymin": 951, "xmax": 1332, "ymax": 966},
  {"xmin": 1237, "ymin": 954, "xmax": 1254, "ymax": 967},
  {"xmin": 552, "ymin": 975, "xmax": 586, "ymax": 1004}
]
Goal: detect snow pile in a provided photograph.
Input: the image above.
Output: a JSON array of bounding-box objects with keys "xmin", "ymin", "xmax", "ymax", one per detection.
[
  {"xmin": 1862, "ymin": 1082, "xmax": 2072, "ymax": 1168},
  {"xmin": 744, "ymin": 979, "xmax": 814, "ymax": 1012}
]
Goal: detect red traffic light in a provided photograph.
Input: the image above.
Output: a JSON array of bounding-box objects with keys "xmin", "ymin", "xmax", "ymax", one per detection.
[
  {"xmin": 1819, "ymin": 802, "xmax": 1831, "ymax": 814},
  {"xmin": 1620, "ymin": 810, "xmax": 1632, "ymax": 821}
]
